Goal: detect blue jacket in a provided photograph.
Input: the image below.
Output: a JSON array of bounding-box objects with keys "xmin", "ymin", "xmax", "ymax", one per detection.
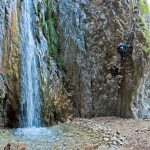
[{"xmin": 120, "ymin": 44, "xmax": 128, "ymax": 49}]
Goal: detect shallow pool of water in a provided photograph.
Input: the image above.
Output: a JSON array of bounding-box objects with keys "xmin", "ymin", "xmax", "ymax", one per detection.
[{"xmin": 0, "ymin": 124, "xmax": 100, "ymax": 150}]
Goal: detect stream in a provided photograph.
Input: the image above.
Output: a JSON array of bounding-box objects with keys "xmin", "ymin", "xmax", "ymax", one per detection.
[{"xmin": 0, "ymin": 124, "xmax": 100, "ymax": 150}]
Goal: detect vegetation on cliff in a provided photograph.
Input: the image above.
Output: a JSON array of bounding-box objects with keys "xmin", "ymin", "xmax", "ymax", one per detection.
[
  {"xmin": 35, "ymin": 0, "xmax": 61, "ymax": 68},
  {"xmin": 139, "ymin": 0, "xmax": 150, "ymax": 52},
  {"xmin": 34, "ymin": 0, "xmax": 72, "ymax": 125},
  {"xmin": 140, "ymin": 0, "xmax": 150, "ymax": 13}
]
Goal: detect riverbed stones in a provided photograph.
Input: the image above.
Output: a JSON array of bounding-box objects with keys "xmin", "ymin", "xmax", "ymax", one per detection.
[
  {"xmin": 98, "ymin": 144, "xmax": 120, "ymax": 150},
  {"xmin": 82, "ymin": 143, "xmax": 99, "ymax": 150},
  {"xmin": 70, "ymin": 118, "xmax": 126, "ymax": 147}
]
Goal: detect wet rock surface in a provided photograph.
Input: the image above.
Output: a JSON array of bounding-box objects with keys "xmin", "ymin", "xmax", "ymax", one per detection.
[
  {"xmin": 0, "ymin": 0, "xmax": 20, "ymax": 127},
  {"xmin": 0, "ymin": 124, "xmax": 101, "ymax": 150}
]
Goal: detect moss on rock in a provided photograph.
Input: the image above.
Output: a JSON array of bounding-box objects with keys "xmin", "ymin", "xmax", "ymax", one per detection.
[{"xmin": 36, "ymin": 0, "xmax": 60, "ymax": 67}]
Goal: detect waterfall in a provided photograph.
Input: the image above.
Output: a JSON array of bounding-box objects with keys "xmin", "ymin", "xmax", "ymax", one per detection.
[{"xmin": 20, "ymin": 0, "xmax": 41, "ymax": 127}]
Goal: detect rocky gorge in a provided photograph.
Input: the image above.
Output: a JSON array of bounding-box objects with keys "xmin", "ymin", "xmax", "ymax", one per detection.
[
  {"xmin": 0, "ymin": 0, "xmax": 150, "ymax": 149},
  {"xmin": 0, "ymin": 0, "xmax": 149, "ymax": 125}
]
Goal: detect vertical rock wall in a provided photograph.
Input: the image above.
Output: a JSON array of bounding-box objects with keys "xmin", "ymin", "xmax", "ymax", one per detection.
[
  {"xmin": 58, "ymin": 0, "xmax": 87, "ymax": 117},
  {"xmin": 0, "ymin": 0, "xmax": 20, "ymax": 127},
  {"xmin": 58, "ymin": 0, "xmax": 148, "ymax": 118},
  {"xmin": 132, "ymin": 13, "xmax": 150, "ymax": 118},
  {"xmin": 33, "ymin": 0, "xmax": 71, "ymax": 125}
]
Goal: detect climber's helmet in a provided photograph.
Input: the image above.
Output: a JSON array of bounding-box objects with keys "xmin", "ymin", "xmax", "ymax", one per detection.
[{"xmin": 118, "ymin": 43, "xmax": 123, "ymax": 47}]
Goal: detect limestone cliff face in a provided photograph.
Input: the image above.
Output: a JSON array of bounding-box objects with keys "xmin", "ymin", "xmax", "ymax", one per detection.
[
  {"xmin": 33, "ymin": 0, "xmax": 71, "ymax": 125},
  {"xmin": 0, "ymin": 0, "xmax": 20, "ymax": 127},
  {"xmin": 58, "ymin": 0, "xmax": 148, "ymax": 118},
  {"xmin": 132, "ymin": 14, "xmax": 150, "ymax": 118}
]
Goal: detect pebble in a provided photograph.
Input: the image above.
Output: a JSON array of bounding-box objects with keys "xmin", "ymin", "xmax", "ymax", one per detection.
[
  {"xmin": 112, "ymin": 140, "xmax": 117, "ymax": 145},
  {"xmin": 118, "ymin": 140, "xmax": 123, "ymax": 145},
  {"xmin": 103, "ymin": 137, "xmax": 109, "ymax": 141},
  {"xmin": 70, "ymin": 118, "xmax": 126, "ymax": 147}
]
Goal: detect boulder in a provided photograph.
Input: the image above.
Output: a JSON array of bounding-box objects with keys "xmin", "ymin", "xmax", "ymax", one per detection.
[{"xmin": 4, "ymin": 143, "xmax": 26, "ymax": 150}]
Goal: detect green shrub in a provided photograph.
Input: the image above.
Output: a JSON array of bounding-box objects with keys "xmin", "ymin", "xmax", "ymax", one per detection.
[{"xmin": 140, "ymin": 0, "xmax": 150, "ymax": 14}]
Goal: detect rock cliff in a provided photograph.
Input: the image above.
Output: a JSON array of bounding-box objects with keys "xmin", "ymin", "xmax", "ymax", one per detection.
[
  {"xmin": 0, "ymin": 0, "xmax": 150, "ymax": 127},
  {"xmin": 58, "ymin": 0, "xmax": 149, "ymax": 118},
  {"xmin": 0, "ymin": 0, "xmax": 20, "ymax": 127}
]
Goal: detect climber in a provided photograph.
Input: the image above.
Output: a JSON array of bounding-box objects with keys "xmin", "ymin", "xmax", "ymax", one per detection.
[
  {"xmin": 133, "ymin": 6, "xmax": 139, "ymax": 16},
  {"xmin": 117, "ymin": 43, "xmax": 129, "ymax": 61},
  {"xmin": 111, "ymin": 65, "xmax": 119, "ymax": 77}
]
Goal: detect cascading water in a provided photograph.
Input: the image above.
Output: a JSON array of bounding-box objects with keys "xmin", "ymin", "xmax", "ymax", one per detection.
[{"xmin": 20, "ymin": 0, "xmax": 41, "ymax": 127}]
